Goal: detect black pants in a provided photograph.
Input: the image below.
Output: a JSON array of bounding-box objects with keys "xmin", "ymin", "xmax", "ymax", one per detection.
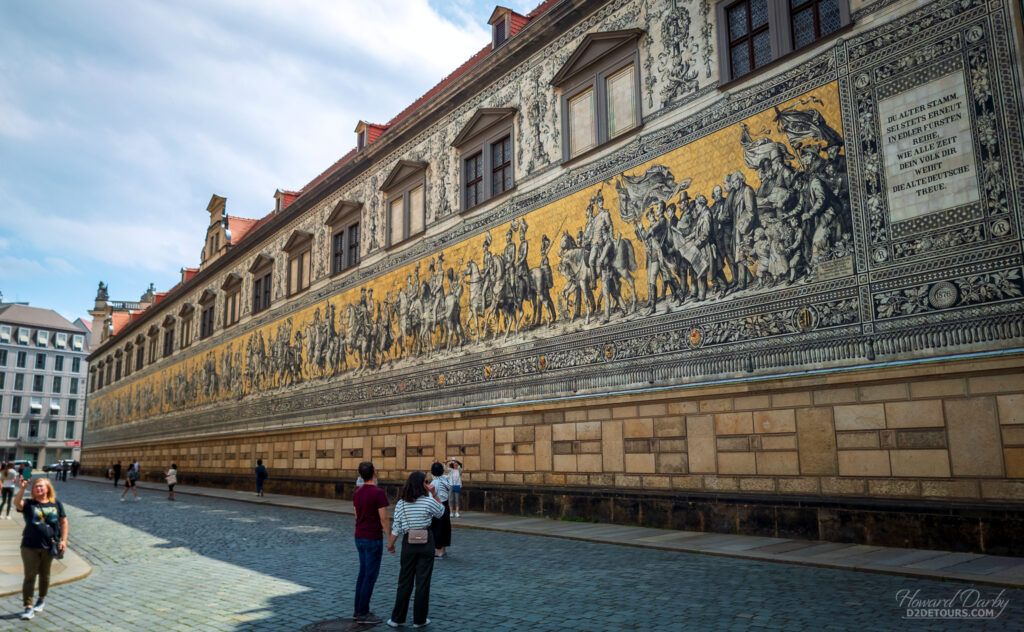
[
  {"xmin": 390, "ymin": 532, "xmax": 435, "ymax": 625},
  {"xmin": 430, "ymin": 501, "xmax": 451, "ymax": 549}
]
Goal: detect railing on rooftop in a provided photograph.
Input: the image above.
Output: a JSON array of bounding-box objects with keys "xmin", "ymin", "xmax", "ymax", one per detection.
[{"xmin": 109, "ymin": 301, "xmax": 144, "ymax": 310}]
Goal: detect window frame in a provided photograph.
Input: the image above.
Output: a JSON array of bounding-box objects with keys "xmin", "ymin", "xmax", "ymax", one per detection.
[
  {"xmin": 552, "ymin": 30, "xmax": 644, "ymax": 163},
  {"xmin": 35, "ymin": 353, "xmax": 46, "ymax": 370},
  {"xmin": 220, "ymin": 275, "xmax": 242, "ymax": 328},
  {"xmin": 715, "ymin": 0, "xmax": 851, "ymax": 84},
  {"xmin": 381, "ymin": 161, "xmax": 428, "ymax": 248},
  {"xmin": 452, "ymin": 109, "xmax": 517, "ymax": 213},
  {"xmin": 32, "ymin": 374, "xmax": 44, "ymax": 392},
  {"xmin": 327, "ymin": 201, "xmax": 363, "ymax": 277},
  {"xmin": 198, "ymin": 290, "xmax": 217, "ymax": 340},
  {"xmin": 283, "ymin": 231, "xmax": 314, "ymax": 297},
  {"xmin": 65, "ymin": 419, "xmax": 76, "ymax": 439},
  {"xmin": 250, "ymin": 254, "xmax": 274, "ymax": 314}
]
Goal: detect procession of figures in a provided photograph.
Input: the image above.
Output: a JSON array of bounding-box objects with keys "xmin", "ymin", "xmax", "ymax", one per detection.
[{"xmin": 96, "ymin": 100, "xmax": 854, "ymax": 421}]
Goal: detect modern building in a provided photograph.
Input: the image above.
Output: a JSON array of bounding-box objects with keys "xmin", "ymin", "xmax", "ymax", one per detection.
[
  {"xmin": 85, "ymin": 0, "xmax": 1024, "ymax": 553},
  {"xmin": 0, "ymin": 302, "xmax": 88, "ymax": 466}
]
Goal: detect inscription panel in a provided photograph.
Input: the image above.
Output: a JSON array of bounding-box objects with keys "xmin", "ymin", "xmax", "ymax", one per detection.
[{"xmin": 880, "ymin": 70, "xmax": 980, "ymax": 221}]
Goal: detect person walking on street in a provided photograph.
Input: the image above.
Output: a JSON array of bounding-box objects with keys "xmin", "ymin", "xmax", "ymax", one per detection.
[
  {"xmin": 1, "ymin": 463, "xmax": 16, "ymax": 519},
  {"xmin": 112, "ymin": 461, "xmax": 122, "ymax": 487},
  {"xmin": 165, "ymin": 464, "xmax": 178, "ymax": 501},
  {"xmin": 352, "ymin": 461, "xmax": 390, "ymax": 625},
  {"xmin": 120, "ymin": 465, "xmax": 140, "ymax": 502},
  {"xmin": 448, "ymin": 459, "xmax": 463, "ymax": 518},
  {"xmin": 254, "ymin": 459, "xmax": 268, "ymax": 497},
  {"xmin": 386, "ymin": 471, "xmax": 445, "ymax": 629},
  {"xmin": 14, "ymin": 477, "xmax": 68, "ymax": 620},
  {"xmin": 71, "ymin": 461, "xmax": 79, "ymax": 478},
  {"xmin": 429, "ymin": 462, "xmax": 452, "ymax": 560}
]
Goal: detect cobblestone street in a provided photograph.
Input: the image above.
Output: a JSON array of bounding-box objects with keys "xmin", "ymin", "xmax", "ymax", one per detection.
[{"xmin": 2, "ymin": 480, "xmax": 1022, "ymax": 631}]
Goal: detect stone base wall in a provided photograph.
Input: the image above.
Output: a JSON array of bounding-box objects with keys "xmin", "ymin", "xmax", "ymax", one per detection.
[{"xmin": 84, "ymin": 352, "xmax": 1024, "ymax": 553}]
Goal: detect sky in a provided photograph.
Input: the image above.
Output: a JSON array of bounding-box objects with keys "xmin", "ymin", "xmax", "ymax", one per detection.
[{"xmin": 0, "ymin": 0, "xmax": 537, "ymax": 323}]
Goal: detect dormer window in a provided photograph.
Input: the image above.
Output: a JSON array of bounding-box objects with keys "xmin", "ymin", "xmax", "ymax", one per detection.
[
  {"xmin": 495, "ymin": 19, "xmax": 506, "ymax": 46},
  {"xmin": 358, "ymin": 129, "xmax": 368, "ymax": 151}
]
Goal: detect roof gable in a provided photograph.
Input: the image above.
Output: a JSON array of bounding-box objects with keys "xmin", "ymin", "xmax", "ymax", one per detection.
[
  {"xmin": 452, "ymin": 108, "xmax": 517, "ymax": 147},
  {"xmin": 249, "ymin": 253, "xmax": 275, "ymax": 273},
  {"xmin": 282, "ymin": 230, "xmax": 314, "ymax": 253},
  {"xmin": 551, "ymin": 29, "xmax": 644, "ymax": 87},
  {"xmin": 380, "ymin": 160, "xmax": 429, "ymax": 192}
]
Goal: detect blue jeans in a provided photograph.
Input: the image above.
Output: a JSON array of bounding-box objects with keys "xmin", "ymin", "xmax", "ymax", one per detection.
[{"xmin": 354, "ymin": 538, "xmax": 383, "ymax": 617}]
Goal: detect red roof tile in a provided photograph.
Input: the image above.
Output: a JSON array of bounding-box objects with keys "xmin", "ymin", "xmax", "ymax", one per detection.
[
  {"xmin": 111, "ymin": 312, "xmax": 133, "ymax": 336},
  {"xmin": 227, "ymin": 216, "xmax": 262, "ymax": 244},
  {"xmin": 279, "ymin": 191, "xmax": 300, "ymax": 210},
  {"xmin": 182, "ymin": 267, "xmax": 199, "ymax": 282}
]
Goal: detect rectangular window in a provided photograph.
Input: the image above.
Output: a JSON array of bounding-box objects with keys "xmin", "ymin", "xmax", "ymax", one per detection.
[
  {"xmin": 288, "ymin": 250, "xmax": 311, "ymax": 295},
  {"xmin": 114, "ymin": 358, "xmax": 122, "ymax": 381},
  {"xmin": 32, "ymin": 375, "xmax": 44, "ymax": 392},
  {"xmin": 408, "ymin": 185, "xmax": 425, "ymax": 236},
  {"xmin": 717, "ymin": 0, "xmax": 848, "ymax": 82},
  {"xmin": 347, "ymin": 223, "xmax": 360, "ymax": 269},
  {"xmin": 54, "ymin": 355, "xmax": 64, "ymax": 372},
  {"xmin": 606, "ymin": 65, "xmax": 636, "ymax": 138},
  {"xmin": 11, "ymin": 396, "xmax": 21, "ymax": 414},
  {"xmin": 67, "ymin": 400, "xmax": 77, "ymax": 417},
  {"xmin": 16, "ymin": 351, "xmax": 26, "ymax": 368},
  {"xmin": 52, "ymin": 376, "xmax": 62, "ymax": 393},
  {"xmin": 71, "ymin": 357, "xmax": 80, "ymax": 373},
  {"xmin": 69, "ymin": 378, "xmax": 79, "ymax": 395},
  {"xmin": 200, "ymin": 306, "xmax": 215, "ymax": 338},
  {"xmin": 29, "ymin": 397, "xmax": 42, "ymax": 414},
  {"xmin": 389, "ymin": 197, "xmax": 404, "ymax": 245},
  {"xmin": 8, "ymin": 419, "xmax": 17, "ymax": 439},
  {"xmin": 55, "ymin": 332, "xmax": 67, "ymax": 348},
  {"xmin": 464, "ymin": 152, "xmax": 483, "ymax": 209},
  {"xmin": 163, "ymin": 327, "xmax": 175, "ymax": 356},
  {"xmin": 0, "ymin": 349, "xmax": 6, "ymax": 366},
  {"xmin": 135, "ymin": 346, "xmax": 145, "ymax": 372},
  {"xmin": 253, "ymin": 272, "xmax": 272, "ymax": 313},
  {"xmin": 72, "ymin": 335, "xmax": 84, "ymax": 351},
  {"xmin": 35, "ymin": 353, "xmax": 46, "ymax": 370},
  {"xmin": 569, "ymin": 88, "xmax": 596, "ymax": 158},
  {"xmin": 125, "ymin": 350, "xmax": 132, "ymax": 376},
  {"xmin": 148, "ymin": 336, "xmax": 158, "ymax": 363},
  {"xmin": 224, "ymin": 292, "xmax": 239, "ymax": 327},
  {"xmin": 14, "ymin": 373, "xmax": 24, "ymax": 390},
  {"xmin": 491, "ymin": 137, "xmax": 513, "ymax": 196},
  {"xmin": 35, "ymin": 330, "xmax": 48, "ymax": 346},
  {"xmin": 17, "ymin": 328, "xmax": 30, "ymax": 345},
  {"xmin": 48, "ymin": 420, "xmax": 58, "ymax": 439},
  {"xmin": 0, "ymin": 373, "xmax": 4, "ymax": 389},
  {"xmin": 0, "ymin": 325, "xmax": 10, "ymax": 343},
  {"xmin": 28, "ymin": 419, "xmax": 38, "ymax": 438},
  {"xmin": 65, "ymin": 419, "xmax": 76, "ymax": 439},
  {"xmin": 105, "ymin": 362, "xmax": 112, "ymax": 385}
]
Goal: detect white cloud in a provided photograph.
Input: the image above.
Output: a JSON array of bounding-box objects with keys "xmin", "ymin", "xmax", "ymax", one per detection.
[{"xmin": 0, "ymin": 256, "xmax": 46, "ymax": 278}]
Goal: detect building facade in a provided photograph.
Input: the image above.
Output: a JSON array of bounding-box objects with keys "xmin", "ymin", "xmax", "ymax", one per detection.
[
  {"xmin": 85, "ymin": 0, "xmax": 1024, "ymax": 553},
  {"xmin": 0, "ymin": 303, "xmax": 88, "ymax": 466}
]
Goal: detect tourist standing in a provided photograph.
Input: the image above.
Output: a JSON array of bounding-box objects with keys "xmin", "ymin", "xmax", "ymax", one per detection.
[
  {"xmin": 15, "ymin": 477, "xmax": 68, "ymax": 620},
  {"xmin": 165, "ymin": 464, "xmax": 178, "ymax": 501},
  {"xmin": 429, "ymin": 462, "xmax": 452, "ymax": 559},
  {"xmin": 71, "ymin": 461, "xmax": 79, "ymax": 478},
  {"xmin": 386, "ymin": 471, "xmax": 444, "ymax": 629},
  {"xmin": 1, "ymin": 463, "xmax": 16, "ymax": 519},
  {"xmin": 352, "ymin": 461, "xmax": 390, "ymax": 625},
  {"xmin": 120, "ymin": 464, "xmax": 140, "ymax": 502},
  {"xmin": 254, "ymin": 459, "xmax": 268, "ymax": 496},
  {"xmin": 448, "ymin": 459, "xmax": 463, "ymax": 518},
  {"xmin": 112, "ymin": 461, "xmax": 122, "ymax": 487}
]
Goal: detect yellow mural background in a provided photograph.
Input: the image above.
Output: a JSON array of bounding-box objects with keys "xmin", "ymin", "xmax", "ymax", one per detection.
[{"xmin": 89, "ymin": 81, "xmax": 844, "ymax": 428}]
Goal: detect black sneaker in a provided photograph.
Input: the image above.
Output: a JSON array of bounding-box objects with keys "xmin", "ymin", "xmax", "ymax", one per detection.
[
  {"xmin": 33, "ymin": 598, "xmax": 45, "ymax": 612},
  {"xmin": 357, "ymin": 612, "xmax": 383, "ymax": 624}
]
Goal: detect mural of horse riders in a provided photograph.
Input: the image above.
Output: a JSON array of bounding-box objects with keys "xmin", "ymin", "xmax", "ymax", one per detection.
[{"xmin": 88, "ymin": 96, "xmax": 853, "ymax": 427}]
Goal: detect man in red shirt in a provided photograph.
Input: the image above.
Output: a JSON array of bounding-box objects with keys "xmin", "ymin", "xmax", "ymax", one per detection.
[{"xmin": 352, "ymin": 461, "xmax": 390, "ymax": 625}]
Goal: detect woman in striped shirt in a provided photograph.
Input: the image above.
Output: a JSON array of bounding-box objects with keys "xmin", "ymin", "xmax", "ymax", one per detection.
[
  {"xmin": 386, "ymin": 471, "xmax": 445, "ymax": 629},
  {"xmin": 429, "ymin": 462, "xmax": 452, "ymax": 560}
]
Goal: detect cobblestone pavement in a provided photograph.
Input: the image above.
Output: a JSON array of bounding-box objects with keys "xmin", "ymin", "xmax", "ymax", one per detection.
[{"xmin": 2, "ymin": 481, "xmax": 1023, "ymax": 631}]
